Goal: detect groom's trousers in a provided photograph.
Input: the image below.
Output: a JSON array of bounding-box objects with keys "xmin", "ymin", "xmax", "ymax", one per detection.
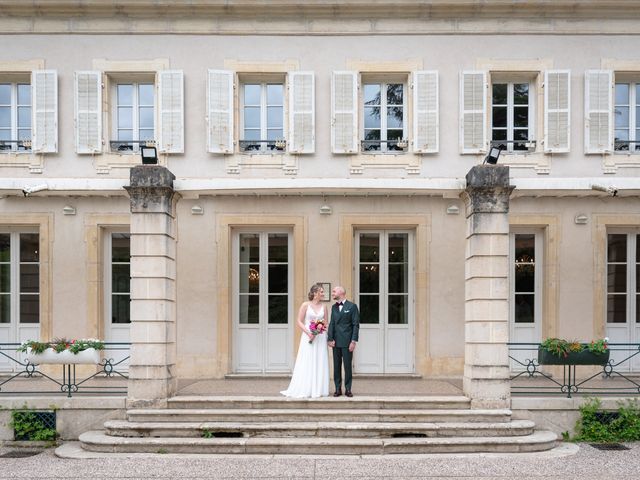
[{"xmin": 332, "ymin": 346, "xmax": 353, "ymax": 391}]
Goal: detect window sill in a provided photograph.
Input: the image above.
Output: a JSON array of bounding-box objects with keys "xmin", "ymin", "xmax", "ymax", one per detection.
[
  {"xmin": 0, "ymin": 152, "xmax": 45, "ymax": 173},
  {"xmin": 226, "ymin": 152, "xmax": 298, "ymax": 175},
  {"xmin": 349, "ymin": 152, "xmax": 420, "ymax": 174}
]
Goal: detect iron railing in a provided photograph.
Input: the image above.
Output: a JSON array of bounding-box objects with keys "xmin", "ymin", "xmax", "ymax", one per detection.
[
  {"xmin": 239, "ymin": 139, "xmax": 287, "ymax": 152},
  {"xmin": 490, "ymin": 139, "xmax": 537, "ymax": 153},
  {"xmin": 0, "ymin": 343, "xmax": 129, "ymax": 397},
  {"xmin": 109, "ymin": 140, "xmax": 155, "ymax": 152},
  {"xmin": 360, "ymin": 139, "xmax": 409, "ymax": 152},
  {"xmin": 0, "ymin": 139, "xmax": 32, "ymax": 151},
  {"xmin": 614, "ymin": 140, "xmax": 640, "ymax": 152},
  {"xmin": 509, "ymin": 342, "xmax": 640, "ymax": 398}
]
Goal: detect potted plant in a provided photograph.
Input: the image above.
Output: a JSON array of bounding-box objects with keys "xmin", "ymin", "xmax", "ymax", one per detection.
[
  {"xmin": 538, "ymin": 337, "xmax": 609, "ymax": 365},
  {"xmin": 17, "ymin": 338, "xmax": 104, "ymax": 365}
]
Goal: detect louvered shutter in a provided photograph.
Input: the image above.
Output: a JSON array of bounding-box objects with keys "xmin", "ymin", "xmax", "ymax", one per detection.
[
  {"xmin": 74, "ymin": 71, "xmax": 102, "ymax": 154},
  {"xmin": 207, "ymin": 70, "xmax": 234, "ymax": 154},
  {"xmin": 157, "ymin": 70, "xmax": 184, "ymax": 153},
  {"xmin": 413, "ymin": 71, "xmax": 439, "ymax": 153},
  {"xmin": 331, "ymin": 71, "xmax": 358, "ymax": 154},
  {"xmin": 544, "ymin": 70, "xmax": 571, "ymax": 153},
  {"xmin": 288, "ymin": 71, "xmax": 315, "ymax": 154},
  {"xmin": 460, "ymin": 71, "xmax": 487, "ymax": 154},
  {"xmin": 31, "ymin": 70, "xmax": 58, "ymax": 153},
  {"xmin": 585, "ymin": 70, "xmax": 613, "ymax": 154}
]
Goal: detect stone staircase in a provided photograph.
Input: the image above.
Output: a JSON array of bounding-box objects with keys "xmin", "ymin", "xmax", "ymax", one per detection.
[{"xmin": 77, "ymin": 395, "xmax": 558, "ymax": 455}]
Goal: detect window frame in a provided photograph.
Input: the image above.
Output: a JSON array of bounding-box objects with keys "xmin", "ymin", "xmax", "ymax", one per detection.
[
  {"xmin": 239, "ymin": 76, "xmax": 286, "ymax": 154},
  {"xmin": 490, "ymin": 74, "xmax": 536, "ymax": 154},
  {"xmin": 614, "ymin": 79, "xmax": 640, "ymax": 153},
  {"xmin": 0, "ymin": 79, "xmax": 32, "ymax": 153}
]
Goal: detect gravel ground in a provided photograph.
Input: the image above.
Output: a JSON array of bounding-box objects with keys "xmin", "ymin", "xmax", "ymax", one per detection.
[{"xmin": 0, "ymin": 443, "xmax": 638, "ymax": 479}]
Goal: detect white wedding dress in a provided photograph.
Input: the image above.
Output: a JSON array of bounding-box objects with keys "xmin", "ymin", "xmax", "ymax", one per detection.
[{"xmin": 280, "ymin": 304, "xmax": 329, "ymax": 398}]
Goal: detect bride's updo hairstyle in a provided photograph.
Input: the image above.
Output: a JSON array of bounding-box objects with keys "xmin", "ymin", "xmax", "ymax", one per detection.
[{"xmin": 308, "ymin": 283, "xmax": 324, "ymax": 301}]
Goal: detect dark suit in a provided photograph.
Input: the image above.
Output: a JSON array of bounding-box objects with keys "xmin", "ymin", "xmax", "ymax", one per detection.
[{"xmin": 327, "ymin": 300, "xmax": 360, "ymax": 392}]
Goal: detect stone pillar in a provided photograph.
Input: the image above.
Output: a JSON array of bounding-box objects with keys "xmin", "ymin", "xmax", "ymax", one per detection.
[
  {"xmin": 125, "ymin": 166, "xmax": 177, "ymax": 407},
  {"xmin": 461, "ymin": 165, "xmax": 514, "ymax": 409}
]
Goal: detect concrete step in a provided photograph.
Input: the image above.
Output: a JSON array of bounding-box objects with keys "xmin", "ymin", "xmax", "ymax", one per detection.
[
  {"xmin": 80, "ymin": 430, "xmax": 557, "ymax": 455},
  {"xmin": 127, "ymin": 408, "xmax": 512, "ymax": 424},
  {"xmin": 104, "ymin": 419, "xmax": 536, "ymax": 438},
  {"xmin": 166, "ymin": 395, "xmax": 471, "ymax": 410}
]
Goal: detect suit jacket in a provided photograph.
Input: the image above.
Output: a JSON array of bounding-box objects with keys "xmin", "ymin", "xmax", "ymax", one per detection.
[{"xmin": 328, "ymin": 300, "xmax": 360, "ymax": 348}]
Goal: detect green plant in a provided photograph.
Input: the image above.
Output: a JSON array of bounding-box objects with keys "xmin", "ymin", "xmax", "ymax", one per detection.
[
  {"xmin": 10, "ymin": 411, "xmax": 56, "ymax": 442},
  {"xmin": 539, "ymin": 337, "xmax": 608, "ymax": 358},
  {"xmin": 157, "ymin": 448, "xmax": 168, "ymax": 454},
  {"xmin": 573, "ymin": 398, "xmax": 640, "ymax": 442},
  {"xmin": 202, "ymin": 429, "xmax": 213, "ymax": 438},
  {"xmin": 17, "ymin": 338, "xmax": 105, "ymax": 355}
]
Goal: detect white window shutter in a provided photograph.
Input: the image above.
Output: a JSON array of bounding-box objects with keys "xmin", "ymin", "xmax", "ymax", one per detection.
[
  {"xmin": 413, "ymin": 70, "xmax": 439, "ymax": 154},
  {"xmin": 459, "ymin": 71, "xmax": 487, "ymax": 154},
  {"xmin": 585, "ymin": 70, "xmax": 613, "ymax": 154},
  {"xmin": 74, "ymin": 71, "xmax": 102, "ymax": 154},
  {"xmin": 31, "ymin": 70, "xmax": 58, "ymax": 153},
  {"xmin": 207, "ymin": 69, "xmax": 234, "ymax": 154},
  {"xmin": 288, "ymin": 71, "xmax": 315, "ymax": 154},
  {"xmin": 544, "ymin": 70, "xmax": 570, "ymax": 153},
  {"xmin": 331, "ymin": 71, "xmax": 358, "ymax": 154},
  {"xmin": 157, "ymin": 70, "xmax": 184, "ymax": 153}
]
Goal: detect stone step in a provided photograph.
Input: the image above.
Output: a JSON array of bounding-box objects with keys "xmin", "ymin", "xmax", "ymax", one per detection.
[
  {"xmin": 166, "ymin": 395, "xmax": 471, "ymax": 410},
  {"xmin": 127, "ymin": 408, "xmax": 512, "ymax": 424},
  {"xmin": 104, "ymin": 419, "xmax": 535, "ymax": 438},
  {"xmin": 80, "ymin": 430, "xmax": 557, "ymax": 455}
]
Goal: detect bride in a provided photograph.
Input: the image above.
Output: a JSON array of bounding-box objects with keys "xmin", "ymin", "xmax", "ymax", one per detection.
[{"xmin": 281, "ymin": 283, "xmax": 329, "ymax": 398}]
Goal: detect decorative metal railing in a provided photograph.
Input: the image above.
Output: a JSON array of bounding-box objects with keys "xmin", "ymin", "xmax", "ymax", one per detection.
[
  {"xmin": 490, "ymin": 139, "xmax": 537, "ymax": 152},
  {"xmin": 509, "ymin": 342, "xmax": 640, "ymax": 398},
  {"xmin": 360, "ymin": 139, "xmax": 409, "ymax": 152},
  {"xmin": 109, "ymin": 139, "xmax": 155, "ymax": 152},
  {"xmin": 239, "ymin": 139, "xmax": 287, "ymax": 152},
  {"xmin": 0, "ymin": 343, "xmax": 130, "ymax": 397}
]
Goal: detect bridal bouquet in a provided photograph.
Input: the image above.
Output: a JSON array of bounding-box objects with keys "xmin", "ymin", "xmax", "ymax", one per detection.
[{"xmin": 308, "ymin": 320, "xmax": 326, "ymax": 343}]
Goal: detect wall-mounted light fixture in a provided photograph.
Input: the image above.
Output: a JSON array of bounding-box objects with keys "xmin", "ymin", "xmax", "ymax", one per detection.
[
  {"xmin": 62, "ymin": 205, "xmax": 76, "ymax": 215},
  {"xmin": 191, "ymin": 205, "xmax": 204, "ymax": 215},
  {"xmin": 483, "ymin": 146, "xmax": 502, "ymax": 165},
  {"xmin": 574, "ymin": 214, "xmax": 588, "ymax": 225},
  {"xmin": 141, "ymin": 145, "xmax": 158, "ymax": 165},
  {"xmin": 319, "ymin": 204, "xmax": 332, "ymax": 215},
  {"xmin": 591, "ymin": 184, "xmax": 618, "ymax": 197},
  {"xmin": 446, "ymin": 204, "xmax": 460, "ymax": 215}
]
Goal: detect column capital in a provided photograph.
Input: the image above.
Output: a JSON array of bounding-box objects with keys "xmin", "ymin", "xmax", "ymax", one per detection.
[
  {"xmin": 125, "ymin": 165, "xmax": 176, "ymax": 214},
  {"xmin": 461, "ymin": 165, "xmax": 514, "ymax": 216}
]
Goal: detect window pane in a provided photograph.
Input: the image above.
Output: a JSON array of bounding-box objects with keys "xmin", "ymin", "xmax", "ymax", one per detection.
[
  {"xmin": 608, "ymin": 234, "xmax": 627, "ymax": 262},
  {"xmin": 0, "ymin": 265, "xmax": 9, "ymax": 293},
  {"xmin": 111, "ymin": 295, "xmax": 130, "ymax": 324},
  {"xmin": 267, "ymin": 106, "xmax": 283, "ymax": 128},
  {"xmin": 388, "ymin": 295, "xmax": 408, "ymax": 325},
  {"xmin": 239, "ymin": 234, "xmax": 259, "ymax": 262},
  {"xmin": 0, "ymin": 294, "xmax": 9, "ymax": 324},
  {"xmin": 239, "ymin": 264, "xmax": 260, "ymax": 293},
  {"xmin": 492, "ymin": 84, "xmax": 507, "ymax": 105},
  {"xmin": 268, "ymin": 295, "xmax": 288, "ymax": 324},
  {"xmin": 514, "ymin": 107, "xmax": 529, "ymax": 128},
  {"xmin": 0, "ymin": 107, "xmax": 10, "ymax": 128},
  {"xmin": 389, "ymin": 233, "xmax": 408, "ymax": 262},
  {"xmin": 359, "ymin": 234, "xmax": 379, "ymax": 262},
  {"xmin": 387, "ymin": 129, "xmax": 403, "ymax": 142},
  {"xmin": 117, "ymin": 129, "xmax": 133, "ymax": 141},
  {"xmin": 267, "ymin": 84, "xmax": 283, "ymax": 105},
  {"xmin": 20, "ymin": 294, "xmax": 39, "ymax": 323},
  {"xmin": 18, "ymin": 107, "xmax": 31, "ymax": 128},
  {"xmin": 139, "ymin": 107, "xmax": 154, "ymax": 128},
  {"xmin": 20, "ymin": 234, "xmax": 38, "ymax": 262},
  {"xmin": 117, "ymin": 84, "xmax": 133, "ymax": 105},
  {"xmin": 0, "ymin": 84, "xmax": 10, "ymax": 104},
  {"xmin": 492, "ymin": 107, "xmax": 507, "ymax": 128},
  {"xmin": 239, "ymin": 294, "xmax": 259, "ymax": 324},
  {"xmin": 387, "ymin": 84, "xmax": 403, "ymax": 105},
  {"xmin": 359, "ymin": 294, "xmax": 379, "ymax": 324},
  {"xmin": 364, "ymin": 107, "xmax": 381, "ymax": 129},
  {"xmin": 0, "ymin": 234, "xmax": 9, "ymax": 262},
  {"xmin": 243, "ymin": 129, "xmax": 259, "ymax": 141},
  {"xmin": 359, "ymin": 264, "xmax": 379, "ymax": 293},
  {"xmin": 637, "ymin": 235, "xmax": 640, "ymax": 260},
  {"xmin": 607, "ymin": 264, "xmax": 627, "ymax": 293},
  {"xmin": 138, "ymin": 84, "xmax": 154, "ymax": 106},
  {"xmin": 139, "ymin": 128, "xmax": 154, "ymax": 141},
  {"xmin": 267, "ymin": 129, "xmax": 283, "ymax": 141},
  {"xmin": 18, "ymin": 129, "xmax": 31, "ymax": 142},
  {"xmin": 515, "ymin": 294, "xmax": 535, "ymax": 323},
  {"xmin": 20, "ymin": 264, "xmax": 39, "ymax": 293},
  {"xmin": 607, "ymin": 294, "xmax": 626, "ymax": 323},
  {"xmin": 492, "ymin": 129, "xmax": 507, "ymax": 141},
  {"xmin": 364, "ymin": 129, "xmax": 381, "ymax": 141},
  {"xmin": 0, "ymin": 129, "xmax": 10, "ymax": 143},
  {"xmin": 637, "ymin": 295, "xmax": 640, "ymax": 324},
  {"xmin": 112, "ymin": 234, "xmax": 130, "ymax": 262},
  {"xmin": 363, "ymin": 84, "xmax": 381, "ymax": 105},
  {"xmin": 615, "ymin": 106, "xmax": 629, "ymax": 128},
  {"xmin": 515, "ymin": 234, "xmax": 535, "ymax": 262},
  {"xmin": 268, "ymin": 264, "xmax": 288, "ymax": 294},
  {"xmin": 244, "ymin": 106, "xmax": 260, "ymax": 129},
  {"xmin": 17, "ymin": 84, "xmax": 31, "ymax": 105},
  {"xmin": 615, "ymin": 83, "xmax": 629, "ymax": 105},
  {"xmin": 118, "ymin": 107, "xmax": 133, "ymax": 129},
  {"xmin": 112, "ymin": 264, "xmax": 130, "ymax": 294},
  {"xmin": 387, "ymin": 107, "xmax": 403, "ymax": 128},
  {"xmin": 244, "ymin": 84, "xmax": 261, "ymax": 105},
  {"xmin": 388, "ymin": 264, "xmax": 407, "ymax": 293},
  {"xmin": 268, "ymin": 234, "xmax": 288, "ymax": 262},
  {"xmin": 513, "ymin": 83, "xmax": 529, "ymax": 105},
  {"xmin": 515, "ymin": 265, "xmax": 535, "ymax": 292}
]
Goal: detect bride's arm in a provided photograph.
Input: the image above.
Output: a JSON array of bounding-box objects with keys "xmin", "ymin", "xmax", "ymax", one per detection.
[{"xmin": 296, "ymin": 302, "xmax": 313, "ymax": 340}]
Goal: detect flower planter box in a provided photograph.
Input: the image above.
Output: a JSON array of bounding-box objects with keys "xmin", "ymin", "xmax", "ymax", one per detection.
[
  {"xmin": 537, "ymin": 347, "xmax": 610, "ymax": 366},
  {"xmin": 25, "ymin": 347, "xmax": 101, "ymax": 365}
]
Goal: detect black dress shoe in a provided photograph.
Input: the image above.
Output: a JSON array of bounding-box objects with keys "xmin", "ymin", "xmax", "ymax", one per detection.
[
  {"xmin": 333, "ymin": 390, "xmax": 342, "ymax": 397},
  {"xmin": 345, "ymin": 390, "xmax": 353, "ymax": 397}
]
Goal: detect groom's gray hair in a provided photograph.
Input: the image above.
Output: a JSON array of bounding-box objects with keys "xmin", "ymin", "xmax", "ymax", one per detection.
[{"xmin": 335, "ymin": 285, "xmax": 346, "ymax": 296}]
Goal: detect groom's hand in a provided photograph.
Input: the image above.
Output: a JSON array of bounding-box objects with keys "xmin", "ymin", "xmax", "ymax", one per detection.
[
  {"xmin": 328, "ymin": 340, "xmax": 335, "ymax": 348},
  {"xmin": 348, "ymin": 341, "xmax": 356, "ymax": 353}
]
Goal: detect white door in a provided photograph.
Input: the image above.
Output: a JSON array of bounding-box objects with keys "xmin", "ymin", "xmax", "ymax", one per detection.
[
  {"xmin": 509, "ymin": 231, "xmax": 543, "ymax": 370},
  {"xmin": 104, "ymin": 232, "xmax": 130, "ymax": 369},
  {"xmin": 0, "ymin": 231, "xmax": 41, "ymax": 372},
  {"xmin": 605, "ymin": 232, "xmax": 640, "ymax": 371},
  {"xmin": 354, "ymin": 231, "xmax": 414, "ymax": 374},
  {"xmin": 233, "ymin": 231, "xmax": 293, "ymax": 373}
]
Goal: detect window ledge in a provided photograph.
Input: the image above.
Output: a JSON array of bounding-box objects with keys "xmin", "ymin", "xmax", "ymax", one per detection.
[
  {"xmin": 349, "ymin": 152, "xmax": 421, "ymax": 175},
  {"xmin": 0, "ymin": 152, "xmax": 45, "ymax": 173},
  {"xmin": 225, "ymin": 152, "xmax": 298, "ymax": 175}
]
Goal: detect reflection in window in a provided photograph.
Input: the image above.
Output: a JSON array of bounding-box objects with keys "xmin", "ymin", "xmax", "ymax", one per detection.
[
  {"xmin": 492, "ymin": 82, "xmax": 530, "ymax": 152},
  {"xmin": 241, "ymin": 83, "xmax": 285, "ymax": 152},
  {"xmin": 114, "ymin": 82, "xmax": 155, "ymax": 152},
  {"xmin": 0, "ymin": 82, "xmax": 31, "ymax": 152},
  {"xmin": 111, "ymin": 233, "xmax": 130, "ymax": 324},
  {"xmin": 614, "ymin": 82, "xmax": 640, "ymax": 152},
  {"xmin": 362, "ymin": 83, "xmax": 406, "ymax": 152},
  {"xmin": 514, "ymin": 234, "xmax": 535, "ymax": 324}
]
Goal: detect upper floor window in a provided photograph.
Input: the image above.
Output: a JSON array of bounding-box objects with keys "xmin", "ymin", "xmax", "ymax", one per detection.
[
  {"xmin": 614, "ymin": 82, "xmax": 640, "ymax": 152},
  {"xmin": 362, "ymin": 82, "xmax": 406, "ymax": 153},
  {"xmin": 112, "ymin": 82, "xmax": 155, "ymax": 152},
  {"xmin": 491, "ymin": 82, "xmax": 531, "ymax": 153},
  {"xmin": 240, "ymin": 82, "xmax": 285, "ymax": 153},
  {"xmin": 0, "ymin": 82, "xmax": 31, "ymax": 152}
]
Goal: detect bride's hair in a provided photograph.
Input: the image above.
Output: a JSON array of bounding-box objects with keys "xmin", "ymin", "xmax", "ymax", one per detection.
[{"xmin": 308, "ymin": 283, "xmax": 324, "ymax": 301}]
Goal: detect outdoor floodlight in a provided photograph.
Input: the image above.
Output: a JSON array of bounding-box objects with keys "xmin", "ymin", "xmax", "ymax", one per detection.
[{"xmin": 141, "ymin": 146, "xmax": 158, "ymax": 165}]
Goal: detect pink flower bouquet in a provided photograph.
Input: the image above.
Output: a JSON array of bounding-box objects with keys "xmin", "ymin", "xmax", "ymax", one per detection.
[{"xmin": 308, "ymin": 320, "xmax": 326, "ymax": 343}]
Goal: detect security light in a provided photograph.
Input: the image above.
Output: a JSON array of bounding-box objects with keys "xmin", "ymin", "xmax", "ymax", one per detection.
[
  {"xmin": 483, "ymin": 146, "xmax": 502, "ymax": 165},
  {"xmin": 141, "ymin": 146, "xmax": 158, "ymax": 165}
]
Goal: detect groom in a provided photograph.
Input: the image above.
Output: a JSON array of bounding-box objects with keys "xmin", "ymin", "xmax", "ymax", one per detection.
[{"xmin": 327, "ymin": 286, "xmax": 360, "ymax": 397}]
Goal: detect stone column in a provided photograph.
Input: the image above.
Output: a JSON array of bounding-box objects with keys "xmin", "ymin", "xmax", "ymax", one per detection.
[
  {"xmin": 125, "ymin": 166, "xmax": 177, "ymax": 407},
  {"xmin": 461, "ymin": 165, "xmax": 514, "ymax": 409}
]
